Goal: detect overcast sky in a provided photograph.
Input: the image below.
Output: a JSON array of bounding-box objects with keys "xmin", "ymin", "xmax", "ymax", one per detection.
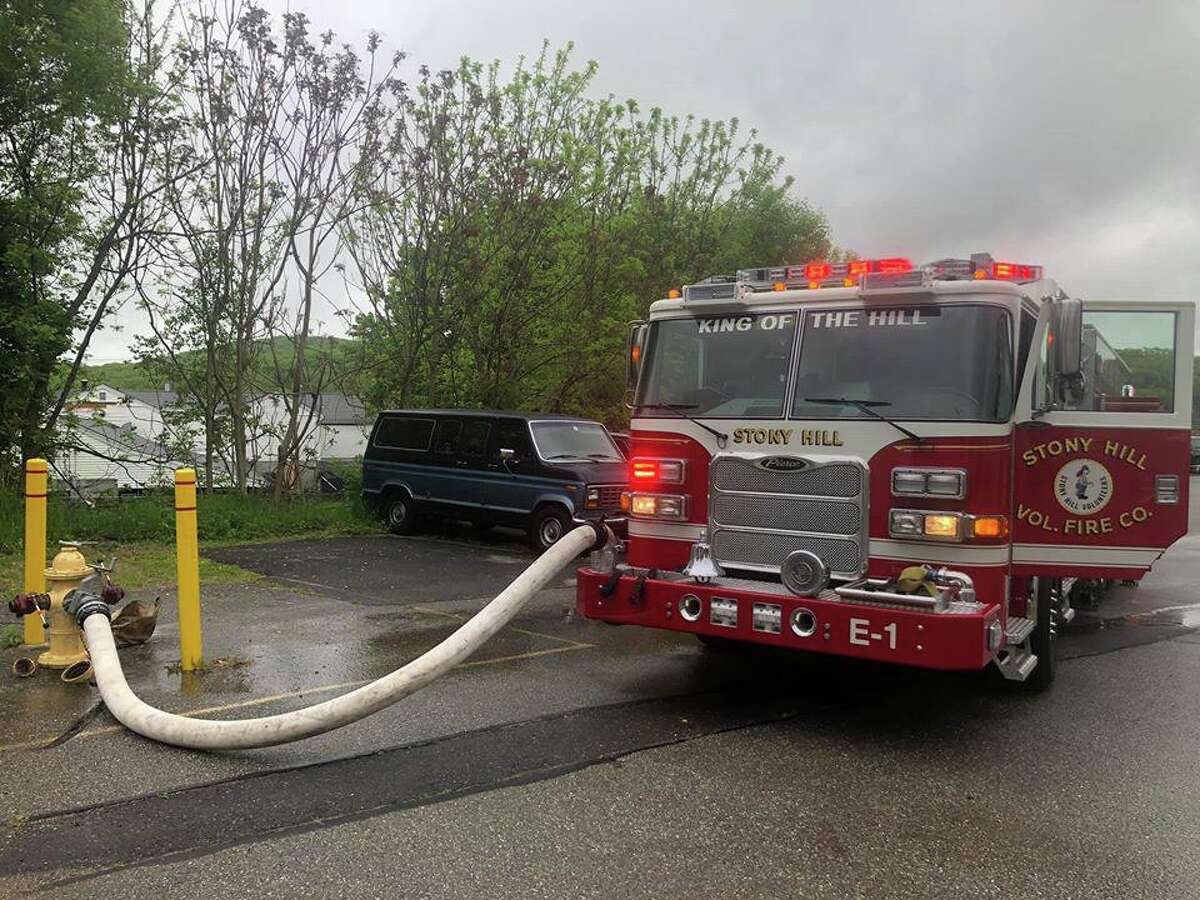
[{"xmin": 89, "ymin": 0, "xmax": 1200, "ymax": 361}]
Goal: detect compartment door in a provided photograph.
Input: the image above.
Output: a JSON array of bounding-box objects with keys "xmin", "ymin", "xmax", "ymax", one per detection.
[{"xmin": 1012, "ymin": 301, "xmax": 1193, "ymax": 578}]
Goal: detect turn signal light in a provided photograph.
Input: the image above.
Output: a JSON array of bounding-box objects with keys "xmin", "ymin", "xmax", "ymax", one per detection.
[
  {"xmin": 890, "ymin": 509, "xmax": 1008, "ymax": 543},
  {"xmin": 969, "ymin": 515, "xmax": 1008, "ymax": 538}
]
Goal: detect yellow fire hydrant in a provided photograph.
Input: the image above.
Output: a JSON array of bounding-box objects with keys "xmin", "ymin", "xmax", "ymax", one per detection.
[{"xmin": 38, "ymin": 545, "xmax": 93, "ymax": 669}]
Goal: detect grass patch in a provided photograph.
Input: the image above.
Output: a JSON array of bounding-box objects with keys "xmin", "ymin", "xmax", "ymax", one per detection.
[
  {"xmin": 0, "ymin": 487, "xmax": 382, "ymax": 593},
  {"xmin": 1, "ymin": 623, "xmax": 21, "ymax": 648},
  {"xmin": 0, "ymin": 540, "xmax": 263, "ymax": 592},
  {"xmin": 0, "ymin": 489, "xmax": 379, "ymax": 554}
]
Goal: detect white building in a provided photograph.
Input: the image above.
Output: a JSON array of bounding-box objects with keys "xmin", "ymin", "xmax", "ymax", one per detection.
[
  {"xmin": 66, "ymin": 384, "xmax": 369, "ymax": 489},
  {"xmin": 58, "ymin": 418, "xmax": 191, "ymax": 491}
]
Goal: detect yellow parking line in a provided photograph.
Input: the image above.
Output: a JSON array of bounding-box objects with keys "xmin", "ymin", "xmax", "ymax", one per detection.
[{"xmin": 0, "ymin": 642, "xmax": 593, "ymax": 754}]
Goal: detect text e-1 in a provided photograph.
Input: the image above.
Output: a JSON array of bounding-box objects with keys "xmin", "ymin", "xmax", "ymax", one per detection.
[{"xmin": 849, "ymin": 618, "xmax": 897, "ymax": 650}]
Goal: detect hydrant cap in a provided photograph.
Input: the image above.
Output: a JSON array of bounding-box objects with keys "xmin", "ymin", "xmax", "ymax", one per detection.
[{"xmin": 46, "ymin": 547, "xmax": 91, "ymax": 581}]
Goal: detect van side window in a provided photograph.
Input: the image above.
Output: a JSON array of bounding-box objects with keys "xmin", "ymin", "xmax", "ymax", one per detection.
[
  {"xmin": 374, "ymin": 416, "xmax": 434, "ymax": 451},
  {"xmin": 433, "ymin": 419, "xmax": 462, "ymax": 454},
  {"xmin": 494, "ymin": 419, "xmax": 532, "ymax": 459},
  {"xmin": 460, "ymin": 420, "xmax": 491, "ymax": 457}
]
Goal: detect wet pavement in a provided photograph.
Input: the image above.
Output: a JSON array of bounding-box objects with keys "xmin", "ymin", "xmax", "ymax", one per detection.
[{"xmin": 1, "ymin": 497, "xmax": 1199, "ymax": 897}]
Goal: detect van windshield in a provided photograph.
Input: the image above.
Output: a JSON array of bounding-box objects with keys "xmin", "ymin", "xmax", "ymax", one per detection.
[
  {"xmin": 791, "ymin": 305, "xmax": 1014, "ymax": 421},
  {"xmin": 531, "ymin": 422, "xmax": 622, "ymax": 462}
]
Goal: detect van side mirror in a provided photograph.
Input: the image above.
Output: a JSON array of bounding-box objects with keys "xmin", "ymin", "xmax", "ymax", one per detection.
[
  {"xmin": 1049, "ymin": 297, "xmax": 1084, "ymax": 404},
  {"xmin": 627, "ymin": 322, "xmax": 648, "ymax": 390}
]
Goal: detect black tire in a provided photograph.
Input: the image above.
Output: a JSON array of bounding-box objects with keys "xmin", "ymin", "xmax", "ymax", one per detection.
[
  {"xmin": 529, "ymin": 506, "xmax": 570, "ymax": 552},
  {"xmin": 1023, "ymin": 576, "xmax": 1059, "ymax": 692},
  {"xmin": 384, "ymin": 492, "xmax": 420, "ymax": 535}
]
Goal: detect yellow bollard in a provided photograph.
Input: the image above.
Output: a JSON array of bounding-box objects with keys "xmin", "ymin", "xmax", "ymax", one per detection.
[
  {"xmin": 174, "ymin": 468, "xmax": 203, "ymax": 671},
  {"xmin": 22, "ymin": 459, "xmax": 48, "ymax": 646}
]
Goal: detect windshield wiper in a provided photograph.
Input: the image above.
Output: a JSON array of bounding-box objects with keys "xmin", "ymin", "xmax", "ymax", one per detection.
[
  {"xmin": 802, "ymin": 397, "xmax": 926, "ymax": 444},
  {"xmin": 634, "ymin": 402, "xmax": 729, "ymax": 445}
]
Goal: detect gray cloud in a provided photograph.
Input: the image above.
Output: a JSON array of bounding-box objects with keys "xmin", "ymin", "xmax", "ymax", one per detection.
[{"xmin": 89, "ymin": 0, "xmax": 1200, "ymax": 359}]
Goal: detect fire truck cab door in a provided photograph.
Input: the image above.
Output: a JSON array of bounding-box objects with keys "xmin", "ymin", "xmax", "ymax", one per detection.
[{"xmin": 1012, "ymin": 299, "xmax": 1194, "ymax": 579}]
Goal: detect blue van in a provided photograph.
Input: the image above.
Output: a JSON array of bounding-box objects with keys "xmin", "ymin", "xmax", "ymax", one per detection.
[{"xmin": 362, "ymin": 410, "xmax": 628, "ymax": 550}]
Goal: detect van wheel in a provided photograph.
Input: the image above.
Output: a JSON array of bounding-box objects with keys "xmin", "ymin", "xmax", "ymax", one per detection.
[
  {"xmin": 1023, "ymin": 576, "xmax": 1059, "ymax": 692},
  {"xmin": 384, "ymin": 493, "xmax": 420, "ymax": 535},
  {"xmin": 529, "ymin": 507, "xmax": 570, "ymax": 552}
]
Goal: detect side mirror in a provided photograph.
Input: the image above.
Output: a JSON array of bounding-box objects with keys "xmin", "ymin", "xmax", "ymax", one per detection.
[
  {"xmin": 626, "ymin": 322, "xmax": 648, "ymax": 390},
  {"xmin": 1050, "ymin": 297, "xmax": 1083, "ymax": 379}
]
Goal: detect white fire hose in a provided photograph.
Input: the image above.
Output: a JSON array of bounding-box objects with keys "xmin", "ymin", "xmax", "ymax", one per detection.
[{"xmin": 74, "ymin": 523, "xmax": 607, "ymax": 751}]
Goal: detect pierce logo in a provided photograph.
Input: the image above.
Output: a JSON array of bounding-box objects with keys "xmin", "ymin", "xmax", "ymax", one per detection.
[
  {"xmin": 755, "ymin": 456, "xmax": 810, "ymax": 473},
  {"xmin": 1053, "ymin": 458, "xmax": 1113, "ymax": 515}
]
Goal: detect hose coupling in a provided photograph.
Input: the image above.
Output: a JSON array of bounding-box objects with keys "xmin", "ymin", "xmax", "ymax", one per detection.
[
  {"xmin": 588, "ymin": 520, "xmax": 615, "ymax": 553},
  {"xmin": 9, "ymin": 592, "xmax": 50, "ymax": 618},
  {"xmin": 64, "ymin": 589, "xmax": 112, "ymax": 626}
]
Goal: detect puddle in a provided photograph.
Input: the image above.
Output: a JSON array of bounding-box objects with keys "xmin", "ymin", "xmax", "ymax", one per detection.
[{"xmin": 1074, "ymin": 603, "xmax": 1200, "ymax": 631}]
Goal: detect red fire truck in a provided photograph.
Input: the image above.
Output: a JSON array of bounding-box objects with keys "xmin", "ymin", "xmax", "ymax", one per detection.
[{"xmin": 577, "ymin": 254, "xmax": 1194, "ymax": 689}]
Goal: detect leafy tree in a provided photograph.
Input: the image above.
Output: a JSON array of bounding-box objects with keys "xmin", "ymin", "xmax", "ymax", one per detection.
[
  {"xmin": 0, "ymin": 0, "xmax": 130, "ymax": 473},
  {"xmin": 346, "ymin": 44, "xmax": 832, "ymax": 427}
]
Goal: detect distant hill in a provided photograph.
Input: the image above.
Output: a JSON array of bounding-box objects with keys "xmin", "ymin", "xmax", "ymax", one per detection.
[{"xmin": 79, "ymin": 336, "xmax": 363, "ymax": 394}]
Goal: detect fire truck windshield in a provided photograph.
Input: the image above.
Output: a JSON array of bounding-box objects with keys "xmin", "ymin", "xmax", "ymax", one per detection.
[
  {"xmin": 635, "ymin": 312, "xmax": 798, "ymax": 417},
  {"xmin": 791, "ymin": 304, "xmax": 1013, "ymax": 421}
]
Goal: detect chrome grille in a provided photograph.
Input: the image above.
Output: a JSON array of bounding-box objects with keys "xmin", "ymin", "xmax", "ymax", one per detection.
[
  {"xmin": 709, "ymin": 455, "xmax": 867, "ymax": 578},
  {"xmin": 595, "ymin": 484, "xmax": 624, "ymax": 512},
  {"xmin": 711, "ymin": 494, "xmax": 860, "ymax": 534},
  {"xmin": 711, "ymin": 458, "xmax": 861, "ymax": 497},
  {"xmin": 712, "ymin": 531, "xmax": 862, "ymax": 574}
]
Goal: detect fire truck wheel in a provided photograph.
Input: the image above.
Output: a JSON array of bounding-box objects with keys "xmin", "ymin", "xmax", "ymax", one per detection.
[
  {"xmin": 384, "ymin": 492, "xmax": 420, "ymax": 535},
  {"xmin": 529, "ymin": 506, "xmax": 570, "ymax": 552},
  {"xmin": 1024, "ymin": 576, "xmax": 1059, "ymax": 692}
]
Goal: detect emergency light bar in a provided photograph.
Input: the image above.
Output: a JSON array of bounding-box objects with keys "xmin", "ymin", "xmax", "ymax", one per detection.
[{"xmin": 679, "ymin": 252, "xmax": 1043, "ymax": 301}]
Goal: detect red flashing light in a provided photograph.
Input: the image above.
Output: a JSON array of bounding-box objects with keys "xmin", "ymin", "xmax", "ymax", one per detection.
[
  {"xmin": 989, "ymin": 261, "xmax": 1041, "ymax": 281},
  {"xmin": 847, "ymin": 259, "xmax": 873, "ymax": 276},
  {"xmin": 631, "ymin": 460, "xmax": 659, "ymax": 481},
  {"xmin": 804, "ymin": 262, "xmax": 832, "ymax": 281},
  {"xmin": 876, "ymin": 257, "xmax": 913, "ymax": 274}
]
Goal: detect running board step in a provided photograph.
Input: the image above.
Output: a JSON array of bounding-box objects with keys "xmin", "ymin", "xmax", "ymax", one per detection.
[
  {"xmin": 1006, "ymin": 616, "xmax": 1035, "ymax": 645},
  {"xmin": 995, "ymin": 648, "xmax": 1039, "ymax": 682}
]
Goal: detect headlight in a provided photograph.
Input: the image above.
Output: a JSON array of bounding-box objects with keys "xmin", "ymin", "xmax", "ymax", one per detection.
[
  {"xmin": 889, "ymin": 510, "xmax": 1008, "ymax": 542},
  {"xmin": 891, "ymin": 467, "xmax": 966, "ymax": 499},
  {"xmin": 629, "ymin": 493, "xmax": 688, "ymax": 520},
  {"xmin": 922, "ymin": 514, "xmax": 962, "ymax": 539}
]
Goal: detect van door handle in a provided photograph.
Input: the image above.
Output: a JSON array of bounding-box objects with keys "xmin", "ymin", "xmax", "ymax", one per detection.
[{"xmin": 455, "ymin": 460, "xmax": 468, "ymax": 466}]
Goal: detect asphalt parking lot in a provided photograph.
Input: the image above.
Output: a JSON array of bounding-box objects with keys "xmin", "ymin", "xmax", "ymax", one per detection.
[{"xmin": 2, "ymin": 498, "xmax": 1200, "ymax": 898}]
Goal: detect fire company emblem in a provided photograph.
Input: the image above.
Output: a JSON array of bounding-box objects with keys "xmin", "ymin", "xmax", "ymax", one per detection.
[{"xmin": 1053, "ymin": 458, "xmax": 1113, "ymax": 515}]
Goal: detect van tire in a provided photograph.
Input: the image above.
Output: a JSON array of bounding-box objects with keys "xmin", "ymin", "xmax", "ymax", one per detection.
[
  {"xmin": 384, "ymin": 492, "xmax": 420, "ymax": 535},
  {"xmin": 529, "ymin": 506, "xmax": 571, "ymax": 552}
]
